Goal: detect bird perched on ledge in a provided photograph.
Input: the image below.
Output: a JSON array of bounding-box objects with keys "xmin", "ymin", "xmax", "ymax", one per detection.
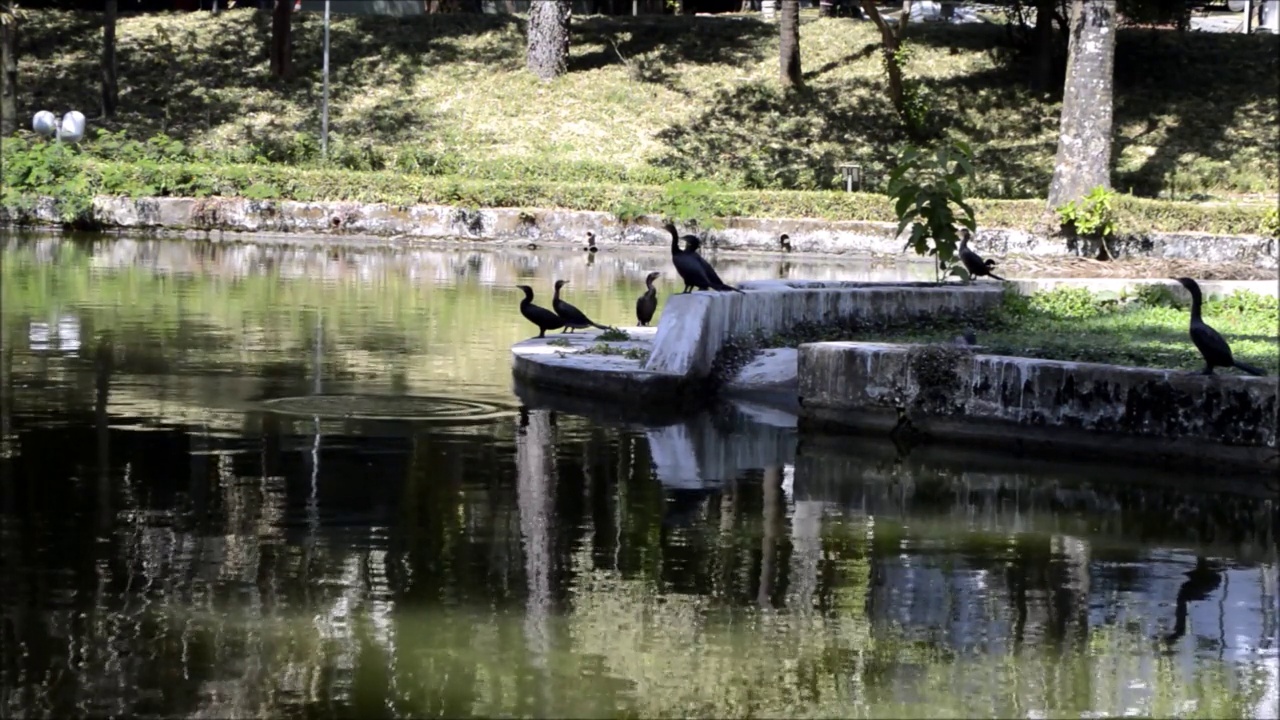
[
  {"xmin": 1174, "ymin": 276, "xmax": 1266, "ymax": 376},
  {"xmin": 958, "ymin": 228, "xmax": 1005, "ymax": 282},
  {"xmin": 516, "ymin": 285, "xmax": 564, "ymax": 338},
  {"xmin": 552, "ymin": 279, "xmax": 612, "ymax": 334},
  {"xmin": 684, "ymin": 236, "xmax": 745, "ymax": 294},
  {"xmin": 636, "ymin": 271, "xmax": 661, "ymax": 326}
]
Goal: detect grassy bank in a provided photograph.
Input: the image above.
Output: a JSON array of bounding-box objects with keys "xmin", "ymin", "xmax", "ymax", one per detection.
[
  {"xmin": 719, "ymin": 286, "xmax": 1280, "ymax": 377},
  {"xmin": 10, "ymin": 9, "xmax": 1278, "ymax": 204}
]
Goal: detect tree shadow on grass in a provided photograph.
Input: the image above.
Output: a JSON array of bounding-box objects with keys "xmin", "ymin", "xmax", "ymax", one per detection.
[
  {"xmin": 15, "ymin": 9, "xmax": 524, "ymax": 152},
  {"xmin": 905, "ymin": 22, "xmax": 1279, "ymax": 199},
  {"xmin": 651, "ymin": 79, "xmax": 909, "ymax": 191},
  {"xmin": 569, "ymin": 14, "xmax": 775, "ymax": 75}
]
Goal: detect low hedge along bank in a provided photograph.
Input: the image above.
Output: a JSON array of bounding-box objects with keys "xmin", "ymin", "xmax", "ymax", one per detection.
[{"xmin": 4, "ymin": 157, "xmax": 1274, "ymax": 237}]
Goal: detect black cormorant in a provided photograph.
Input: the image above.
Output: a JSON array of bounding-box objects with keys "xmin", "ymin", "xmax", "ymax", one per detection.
[
  {"xmin": 1162, "ymin": 557, "xmax": 1224, "ymax": 646},
  {"xmin": 552, "ymin": 279, "xmax": 612, "ymax": 333},
  {"xmin": 1174, "ymin": 277, "xmax": 1266, "ymax": 376},
  {"xmin": 636, "ymin": 271, "xmax": 660, "ymax": 326},
  {"xmin": 516, "ymin": 285, "xmax": 565, "ymax": 338},
  {"xmin": 958, "ymin": 228, "xmax": 1005, "ymax": 282},
  {"xmin": 684, "ymin": 236, "xmax": 745, "ymax": 294},
  {"xmin": 779, "ymin": 234, "xmax": 792, "ymax": 252},
  {"xmin": 665, "ymin": 221, "xmax": 713, "ymax": 294},
  {"xmin": 584, "ymin": 232, "xmax": 599, "ymax": 253}
]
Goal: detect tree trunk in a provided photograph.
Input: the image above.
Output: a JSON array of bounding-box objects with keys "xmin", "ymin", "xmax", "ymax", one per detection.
[
  {"xmin": 1030, "ymin": 0, "xmax": 1056, "ymax": 93},
  {"xmin": 0, "ymin": 9, "xmax": 15, "ymax": 136},
  {"xmin": 102, "ymin": 0, "xmax": 118, "ymax": 118},
  {"xmin": 270, "ymin": 0, "xmax": 292, "ymax": 79},
  {"xmin": 526, "ymin": 0, "xmax": 571, "ymax": 81},
  {"xmin": 860, "ymin": 0, "xmax": 905, "ymax": 116},
  {"xmin": 779, "ymin": 0, "xmax": 802, "ymax": 86},
  {"xmin": 1047, "ymin": 0, "xmax": 1116, "ymax": 209}
]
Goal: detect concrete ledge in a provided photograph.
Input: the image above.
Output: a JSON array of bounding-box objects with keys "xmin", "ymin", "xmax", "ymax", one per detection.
[
  {"xmin": 508, "ymin": 326, "xmax": 695, "ymax": 404},
  {"xmin": 797, "ymin": 341, "xmax": 1278, "ymax": 471},
  {"xmin": 3, "ymin": 195, "xmax": 1275, "ymax": 269},
  {"xmin": 509, "ymin": 281, "xmax": 1004, "ymax": 405},
  {"xmin": 644, "ymin": 280, "xmax": 1004, "ymax": 378}
]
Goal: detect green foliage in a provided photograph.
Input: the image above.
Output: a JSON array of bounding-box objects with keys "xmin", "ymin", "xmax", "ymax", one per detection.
[
  {"xmin": 887, "ymin": 140, "xmax": 977, "ymax": 282},
  {"xmin": 884, "ymin": 41, "xmax": 933, "ymax": 138},
  {"xmin": 584, "ymin": 342, "xmax": 650, "ymax": 362},
  {"xmin": 0, "ymin": 137, "xmax": 95, "ymax": 226},
  {"xmin": 596, "ymin": 328, "xmax": 631, "ymax": 342},
  {"xmin": 655, "ymin": 180, "xmax": 737, "ymax": 230},
  {"xmin": 1057, "ymin": 185, "xmax": 1119, "ymax": 239},
  {"xmin": 1260, "ymin": 207, "xmax": 1279, "ymax": 239}
]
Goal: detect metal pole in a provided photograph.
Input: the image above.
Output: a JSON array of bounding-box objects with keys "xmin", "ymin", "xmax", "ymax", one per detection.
[{"xmin": 322, "ymin": 0, "xmax": 331, "ymax": 159}]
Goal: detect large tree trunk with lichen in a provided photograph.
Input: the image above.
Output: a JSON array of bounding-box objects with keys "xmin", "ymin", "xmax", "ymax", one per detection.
[
  {"xmin": 779, "ymin": 0, "xmax": 801, "ymax": 86},
  {"xmin": 0, "ymin": 7, "xmax": 16, "ymax": 136},
  {"xmin": 269, "ymin": 0, "xmax": 292, "ymax": 79},
  {"xmin": 102, "ymin": 0, "xmax": 118, "ymax": 118},
  {"xmin": 526, "ymin": 0, "xmax": 571, "ymax": 80},
  {"xmin": 1047, "ymin": 0, "xmax": 1116, "ymax": 208}
]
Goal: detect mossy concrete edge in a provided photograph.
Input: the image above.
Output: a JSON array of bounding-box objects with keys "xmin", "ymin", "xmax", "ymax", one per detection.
[{"xmin": 797, "ymin": 341, "xmax": 1279, "ymax": 472}]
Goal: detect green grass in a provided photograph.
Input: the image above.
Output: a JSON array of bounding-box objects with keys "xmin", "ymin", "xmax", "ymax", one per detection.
[
  {"xmin": 762, "ymin": 286, "xmax": 1280, "ymax": 374},
  {"xmin": 10, "ymin": 8, "xmax": 1279, "ymax": 203}
]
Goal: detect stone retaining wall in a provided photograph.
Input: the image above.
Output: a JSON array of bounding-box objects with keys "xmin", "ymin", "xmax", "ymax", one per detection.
[
  {"xmin": 3, "ymin": 195, "xmax": 1275, "ymax": 269},
  {"xmin": 797, "ymin": 341, "xmax": 1278, "ymax": 471}
]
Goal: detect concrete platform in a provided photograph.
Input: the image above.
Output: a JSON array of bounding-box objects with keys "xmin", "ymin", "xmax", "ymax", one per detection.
[
  {"xmin": 509, "ymin": 280, "xmax": 1006, "ymax": 405},
  {"xmin": 797, "ymin": 341, "xmax": 1279, "ymax": 473}
]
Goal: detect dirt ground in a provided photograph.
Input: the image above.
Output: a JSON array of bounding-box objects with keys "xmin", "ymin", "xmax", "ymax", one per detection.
[{"xmin": 1000, "ymin": 255, "xmax": 1278, "ymax": 281}]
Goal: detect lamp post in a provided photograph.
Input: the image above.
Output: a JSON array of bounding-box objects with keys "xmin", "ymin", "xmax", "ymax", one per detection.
[
  {"xmin": 32, "ymin": 110, "xmax": 87, "ymax": 144},
  {"xmin": 837, "ymin": 162, "xmax": 863, "ymax": 192},
  {"xmin": 321, "ymin": 0, "xmax": 330, "ymax": 159}
]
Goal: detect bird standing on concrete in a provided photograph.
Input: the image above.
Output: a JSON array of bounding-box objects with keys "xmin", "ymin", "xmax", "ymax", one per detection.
[
  {"xmin": 1174, "ymin": 277, "xmax": 1266, "ymax": 376},
  {"xmin": 684, "ymin": 236, "xmax": 745, "ymax": 294},
  {"xmin": 636, "ymin": 271, "xmax": 661, "ymax": 326},
  {"xmin": 552, "ymin": 279, "xmax": 612, "ymax": 333},
  {"xmin": 665, "ymin": 221, "xmax": 714, "ymax": 293},
  {"xmin": 516, "ymin": 285, "xmax": 565, "ymax": 338},
  {"xmin": 584, "ymin": 232, "xmax": 599, "ymax": 253},
  {"xmin": 779, "ymin": 234, "xmax": 792, "ymax": 252},
  {"xmin": 958, "ymin": 228, "xmax": 1005, "ymax": 282}
]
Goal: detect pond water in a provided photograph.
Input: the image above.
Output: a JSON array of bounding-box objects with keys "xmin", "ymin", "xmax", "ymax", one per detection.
[{"xmin": 1, "ymin": 232, "xmax": 1277, "ymax": 719}]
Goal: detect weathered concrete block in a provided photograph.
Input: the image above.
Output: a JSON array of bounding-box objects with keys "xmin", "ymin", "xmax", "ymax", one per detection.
[
  {"xmin": 644, "ymin": 281, "xmax": 1004, "ymax": 378},
  {"xmin": 798, "ymin": 341, "xmax": 1278, "ymax": 470}
]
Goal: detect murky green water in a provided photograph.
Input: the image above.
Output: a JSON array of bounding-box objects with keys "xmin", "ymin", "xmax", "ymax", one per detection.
[{"xmin": 1, "ymin": 232, "xmax": 1277, "ymax": 719}]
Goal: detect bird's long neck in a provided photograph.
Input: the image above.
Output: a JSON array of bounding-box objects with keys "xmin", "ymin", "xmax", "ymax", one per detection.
[
  {"xmin": 520, "ymin": 290, "xmax": 533, "ymax": 307},
  {"xmin": 553, "ymin": 285, "xmax": 563, "ymax": 302},
  {"xmin": 668, "ymin": 228, "xmax": 681, "ymax": 254},
  {"xmin": 645, "ymin": 277, "xmax": 655, "ymax": 291},
  {"xmin": 1187, "ymin": 286, "xmax": 1203, "ymax": 323}
]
